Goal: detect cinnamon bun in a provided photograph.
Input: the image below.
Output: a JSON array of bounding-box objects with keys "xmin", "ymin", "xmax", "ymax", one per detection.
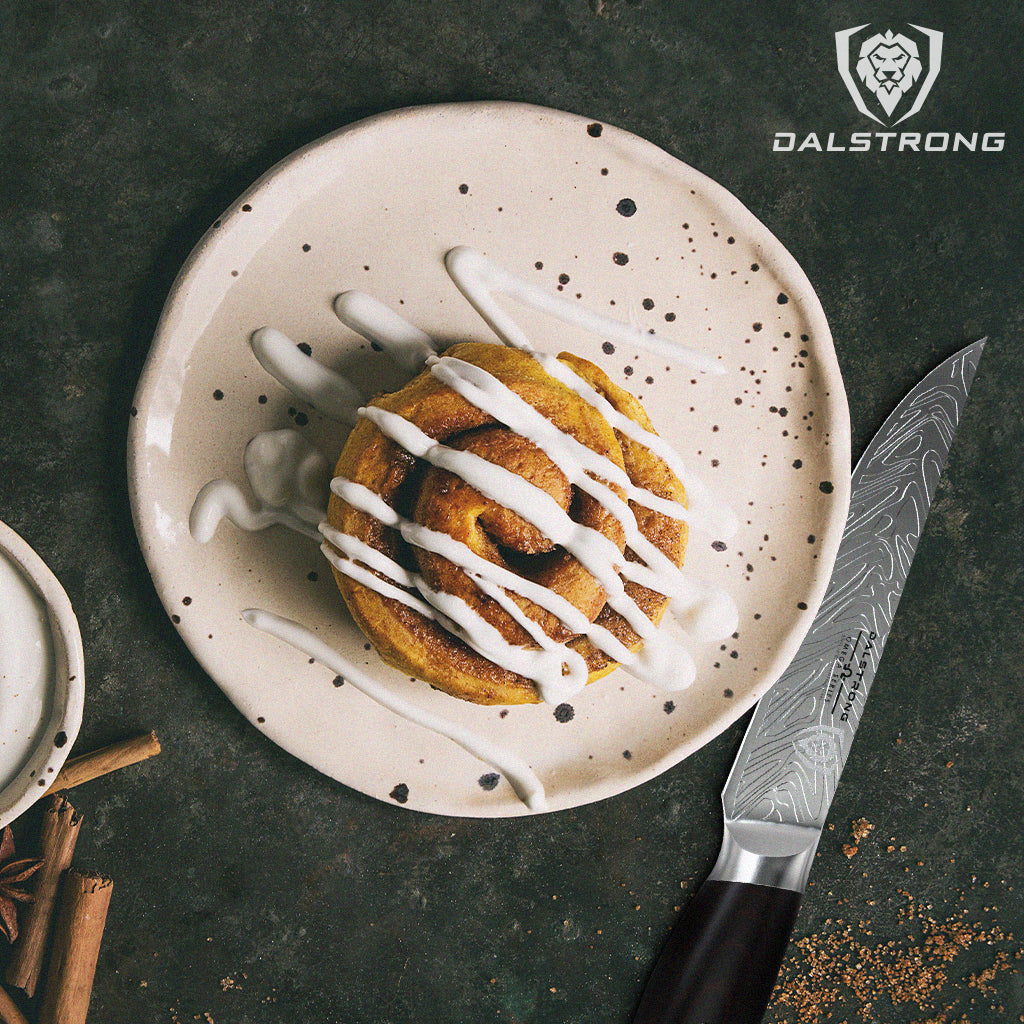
[{"xmin": 325, "ymin": 342, "xmax": 687, "ymax": 705}]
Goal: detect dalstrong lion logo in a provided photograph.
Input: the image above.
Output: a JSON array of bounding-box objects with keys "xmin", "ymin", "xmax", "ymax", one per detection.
[
  {"xmin": 856, "ymin": 31, "xmax": 924, "ymax": 118},
  {"xmin": 836, "ymin": 24, "xmax": 943, "ymax": 125}
]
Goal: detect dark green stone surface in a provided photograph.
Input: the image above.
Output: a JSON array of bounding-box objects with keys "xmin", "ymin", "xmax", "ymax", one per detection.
[{"xmin": 1, "ymin": 3, "xmax": 1022, "ymax": 1022}]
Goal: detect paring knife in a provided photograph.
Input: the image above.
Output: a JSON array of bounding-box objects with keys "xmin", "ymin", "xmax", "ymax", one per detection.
[{"xmin": 632, "ymin": 339, "xmax": 986, "ymax": 1024}]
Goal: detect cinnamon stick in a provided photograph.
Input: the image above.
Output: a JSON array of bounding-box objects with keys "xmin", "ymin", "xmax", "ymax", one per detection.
[
  {"xmin": 44, "ymin": 732, "xmax": 161, "ymax": 796},
  {"xmin": 0, "ymin": 986, "xmax": 29, "ymax": 1024},
  {"xmin": 4, "ymin": 796, "xmax": 82, "ymax": 997},
  {"xmin": 38, "ymin": 870, "xmax": 112, "ymax": 1024}
]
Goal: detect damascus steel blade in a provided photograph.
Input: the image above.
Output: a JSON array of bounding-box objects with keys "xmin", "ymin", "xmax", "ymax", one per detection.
[{"xmin": 722, "ymin": 340, "xmax": 985, "ymax": 831}]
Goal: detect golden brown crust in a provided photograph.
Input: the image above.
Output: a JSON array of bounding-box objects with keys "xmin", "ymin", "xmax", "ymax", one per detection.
[{"xmin": 326, "ymin": 342, "xmax": 687, "ymax": 704}]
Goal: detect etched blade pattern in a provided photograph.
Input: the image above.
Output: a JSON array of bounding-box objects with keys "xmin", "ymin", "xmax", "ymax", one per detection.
[{"xmin": 722, "ymin": 341, "xmax": 984, "ymax": 829}]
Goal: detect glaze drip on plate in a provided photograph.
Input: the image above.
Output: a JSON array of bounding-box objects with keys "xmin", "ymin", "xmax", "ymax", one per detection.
[
  {"xmin": 190, "ymin": 430, "xmax": 328, "ymax": 542},
  {"xmin": 190, "ymin": 247, "xmax": 740, "ymax": 809},
  {"xmin": 241, "ymin": 609, "xmax": 547, "ymax": 811},
  {"xmin": 251, "ymin": 327, "xmax": 363, "ymax": 424}
]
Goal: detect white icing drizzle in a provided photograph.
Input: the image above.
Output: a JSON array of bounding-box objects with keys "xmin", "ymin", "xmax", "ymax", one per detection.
[
  {"xmin": 540, "ymin": 353, "xmax": 738, "ymax": 539},
  {"xmin": 244, "ymin": 430, "xmax": 328, "ymax": 516},
  {"xmin": 426, "ymin": 354, "xmax": 733, "ymax": 638},
  {"xmin": 443, "ymin": 246, "xmax": 739, "ymax": 540},
  {"xmin": 444, "ymin": 244, "xmax": 725, "ymax": 374},
  {"xmin": 318, "ymin": 527, "xmax": 584, "ymax": 699},
  {"xmin": 416, "ymin": 579, "xmax": 584, "ymax": 700},
  {"xmin": 334, "ymin": 291, "xmax": 439, "ymax": 371},
  {"xmin": 467, "ymin": 573, "xmax": 589, "ymax": 703},
  {"xmin": 328, "ymin": 479, "xmax": 638, "ymax": 668},
  {"xmin": 191, "ymin": 480, "xmax": 321, "ymax": 542},
  {"xmin": 241, "ymin": 608, "xmax": 548, "ymax": 811},
  {"xmin": 250, "ymin": 327, "xmax": 362, "ymax": 424},
  {"xmin": 356, "ymin": 405, "xmax": 696, "ymax": 688},
  {"xmin": 190, "ymin": 430, "xmax": 328, "ymax": 542}
]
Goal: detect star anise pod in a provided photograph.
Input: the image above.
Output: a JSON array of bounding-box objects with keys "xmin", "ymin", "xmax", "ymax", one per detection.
[{"xmin": 0, "ymin": 825, "xmax": 43, "ymax": 944}]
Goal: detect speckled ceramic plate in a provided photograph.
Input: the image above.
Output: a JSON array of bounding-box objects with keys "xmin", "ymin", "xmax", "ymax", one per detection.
[
  {"xmin": 0, "ymin": 520, "xmax": 84, "ymax": 828},
  {"xmin": 128, "ymin": 102, "xmax": 850, "ymax": 817}
]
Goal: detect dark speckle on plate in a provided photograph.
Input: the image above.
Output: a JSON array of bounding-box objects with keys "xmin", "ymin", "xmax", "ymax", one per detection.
[
  {"xmin": 389, "ymin": 783, "xmax": 410, "ymax": 804},
  {"xmin": 612, "ymin": 251, "xmax": 629, "ymax": 265},
  {"xmin": 616, "ymin": 198, "xmax": 637, "ymax": 217},
  {"xmin": 587, "ymin": 122, "xmax": 603, "ymax": 137},
  {"xmin": 553, "ymin": 703, "xmax": 575, "ymax": 723},
  {"xmin": 478, "ymin": 773, "xmax": 500, "ymax": 791}
]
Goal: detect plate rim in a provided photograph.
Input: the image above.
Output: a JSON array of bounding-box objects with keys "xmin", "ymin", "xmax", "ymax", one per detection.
[
  {"xmin": 0, "ymin": 520, "xmax": 85, "ymax": 828},
  {"xmin": 127, "ymin": 100, "xmax": 851, "ymax": 816}
]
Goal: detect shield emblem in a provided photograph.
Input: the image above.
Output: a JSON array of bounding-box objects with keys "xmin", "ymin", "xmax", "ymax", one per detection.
[{"xmin": 836, "ymin": 24, "xmax": 943, "ymax": 126}]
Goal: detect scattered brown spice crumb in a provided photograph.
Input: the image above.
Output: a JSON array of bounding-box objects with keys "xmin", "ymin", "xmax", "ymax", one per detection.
[
  {"xmin": 843, "ymin": 843, "xmax": 859, "ymax": 858},
  {"xmin": 765, "ymin": 887, "xmax": 1020, "ymax": 1024},
  {"xmin": 851, "ymin": 817, "xmax": 875, "ymax": 843}
]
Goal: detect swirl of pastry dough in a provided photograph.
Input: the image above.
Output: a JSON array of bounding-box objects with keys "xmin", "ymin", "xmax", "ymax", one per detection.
[{"xmin": 325, "ymin": 341, "xmax": 687, "ymax": 705}]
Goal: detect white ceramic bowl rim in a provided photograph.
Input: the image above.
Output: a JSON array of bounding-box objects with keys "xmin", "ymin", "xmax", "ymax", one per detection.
[{"xmin": 0, "ymin": 520, "xmax": 85, "ymax": 828}]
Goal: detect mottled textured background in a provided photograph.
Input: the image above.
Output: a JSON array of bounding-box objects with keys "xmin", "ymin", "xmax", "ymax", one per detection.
[{"xmin": 1, "ymin": 2, "xmax": 1022, "ymax": 1022}]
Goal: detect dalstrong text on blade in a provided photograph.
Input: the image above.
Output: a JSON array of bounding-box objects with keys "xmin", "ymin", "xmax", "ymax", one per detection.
[{"xmin": 827, "ymin": 628, "xmax": 876, "ymax": 722}]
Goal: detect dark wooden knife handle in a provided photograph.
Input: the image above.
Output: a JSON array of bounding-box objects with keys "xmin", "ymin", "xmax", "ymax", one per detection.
[{"xmin": 632, "ymin": 879, "xmax": 802, "ymax": 1024}]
